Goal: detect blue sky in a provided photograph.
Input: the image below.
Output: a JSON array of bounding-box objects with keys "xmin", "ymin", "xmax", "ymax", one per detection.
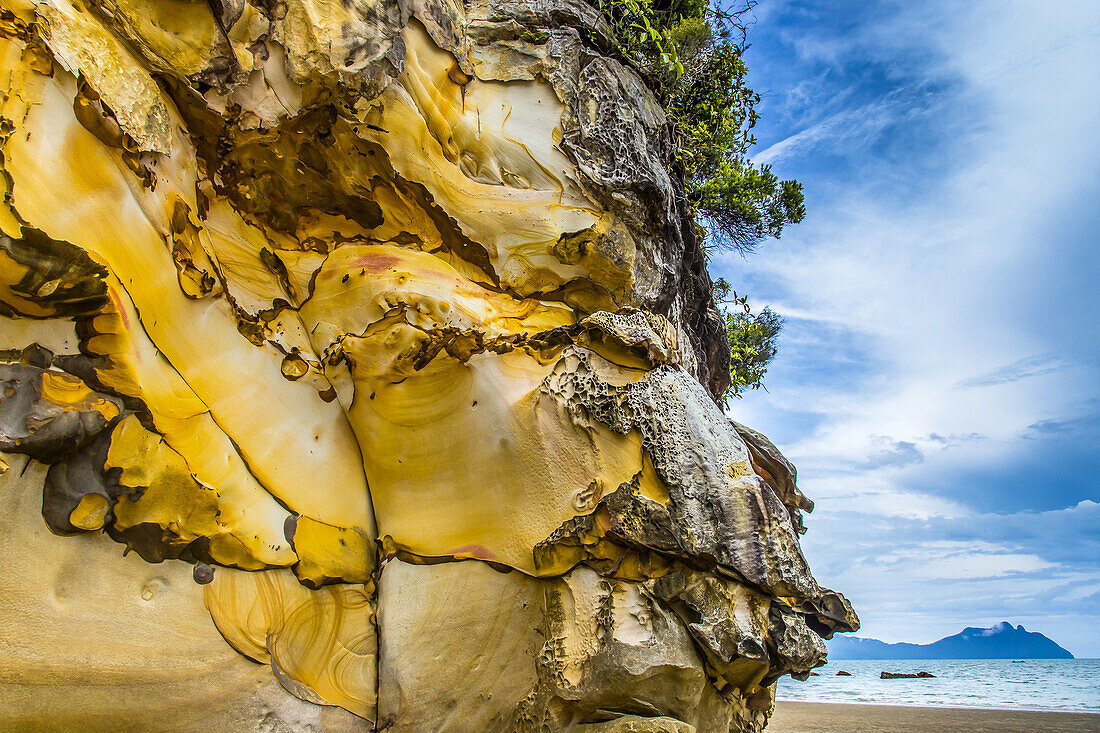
[{"xmin": 712, "ymin": 0, "xmax": 1100, "ymax": 656}]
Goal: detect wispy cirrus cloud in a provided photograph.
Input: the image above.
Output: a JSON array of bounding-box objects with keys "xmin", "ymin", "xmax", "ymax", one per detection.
[
  {"xmin": 753, "ymin": 97, "xmax": 906, "ymax": 167},
  {"xmin": 955, "ymin": 353, "xmax": 1070, "ymax": 389}
]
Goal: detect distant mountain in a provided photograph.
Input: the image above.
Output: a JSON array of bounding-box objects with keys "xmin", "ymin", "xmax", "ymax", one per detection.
[{"xmin": 827, "ymin": 622, "xmax": 1074, "ymax": 660}]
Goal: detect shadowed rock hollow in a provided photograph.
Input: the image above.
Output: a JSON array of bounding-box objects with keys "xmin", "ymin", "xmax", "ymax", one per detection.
[{"xmin": 0, "ymin": 0, "xmax": 857, "ymax": 730}]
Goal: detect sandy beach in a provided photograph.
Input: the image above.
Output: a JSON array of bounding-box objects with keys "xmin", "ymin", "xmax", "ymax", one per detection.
[{"xmin": 768, "ymin": 702, "xmax": 1100, "ymax": 732}]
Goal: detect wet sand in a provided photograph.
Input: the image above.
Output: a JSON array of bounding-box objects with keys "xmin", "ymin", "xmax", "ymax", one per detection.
[{"xmin": 768, "ymin": 702, "xmax": 1100, "ymax": 732}]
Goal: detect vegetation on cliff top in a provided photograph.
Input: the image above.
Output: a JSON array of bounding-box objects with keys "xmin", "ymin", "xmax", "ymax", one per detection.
[
  {"xmin": 593, "ymin": 0, "xmax": 794, "ymax": 399},
  {"xmin": 593, "ymin": 0, "xmax": 804, "ymax": 253}
]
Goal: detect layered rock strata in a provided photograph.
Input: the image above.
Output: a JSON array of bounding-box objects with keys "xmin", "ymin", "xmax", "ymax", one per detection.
[{"xmin": 0, "ymin": 0, "xmax": 856, "ymax": 730}]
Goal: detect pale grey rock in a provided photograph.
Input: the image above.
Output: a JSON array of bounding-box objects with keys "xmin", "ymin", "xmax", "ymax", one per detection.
[
  {"xmin": 732, "ymin": 420, "xmax": 814, "ymax": 535},
  {"xmin": 377, "ymin": 560, "xmax": 752, "ymax": 733}
]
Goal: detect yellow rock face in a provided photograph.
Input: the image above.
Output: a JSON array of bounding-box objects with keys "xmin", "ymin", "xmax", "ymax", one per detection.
[
  {"xmin": 0, "ymin": 0, "xmax": 856, "ymax": 730},
  {"xmin": 203, "ymin": 567, "xmax": 378, "ymax": 719},
  {"xmin": 0, "ymin": 453, "xmax": 356, "ymax": 733}
]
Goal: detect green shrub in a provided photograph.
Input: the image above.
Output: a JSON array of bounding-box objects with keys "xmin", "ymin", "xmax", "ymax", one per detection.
[
  {"xmin": 593, "ymin": 0, "xmax": 796, "ymax": 400},
  {"xmin": 593, "ymin": 0, "xmax": 805, "ymax": 253},
  {"xmin": 713, "ymin": 278, "xmax": 783, "ymax": 399},
  {"xmin": 594, "ymin": 1, "xmax": 800, "ymax": 400}
]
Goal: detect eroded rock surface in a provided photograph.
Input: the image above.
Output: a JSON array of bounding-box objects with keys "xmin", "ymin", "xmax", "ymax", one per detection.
[{"xmin": 0, "ymin": 0, "xmax": 855, "ymax": 730}]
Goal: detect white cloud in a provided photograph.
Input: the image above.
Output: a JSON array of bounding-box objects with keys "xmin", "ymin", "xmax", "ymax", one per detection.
[
  {"xmin": 753, "ymin": 98, "xmax": 902, "ymax": 167},
  {"xmin": 910, "ymin": 552, "xmax": 1055, "ymax": 581},
  {"xmin": 793, "ymin": 501, "xmax": 1100, "ymax": 653},
  {"xmin": 800, "ymin": 476, "xmax": 971, "ymax": 521},
  {"xmin": 724, "ymin": 0, "xmax": 1100, "ymax": 507},
  {"xmin": 954, "ymin": 353, "xmax": 1072, "ymax": 389},
  {"xmin": 718, "ymin": 0, "xmax": 1100, "ymax": 654}
]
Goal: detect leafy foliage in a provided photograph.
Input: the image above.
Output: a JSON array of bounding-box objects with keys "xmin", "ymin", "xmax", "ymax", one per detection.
[
  {"xmin": 593, "ymin": 0, "xmax": 796, "ymax": 399},
  {"xmin": 592, "ymin": 0, "xmax": 805, "ymax": 253},
  {"xmin": 713, "ymin": 278, "xmax": 782, "ymax": 399}
]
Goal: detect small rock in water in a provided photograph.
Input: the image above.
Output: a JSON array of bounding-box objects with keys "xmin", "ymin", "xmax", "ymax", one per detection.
[
  {"xmin": 880, "ymin": 671, "xmax": 935, "ymax": 679},
  {"xmin": 836, "ymin": 670, "xmax": 852, "ymax": 676}
]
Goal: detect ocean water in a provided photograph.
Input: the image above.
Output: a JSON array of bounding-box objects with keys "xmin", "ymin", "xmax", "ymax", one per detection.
[{"xmin": 776, "ymin": 658, "xmax": 1100, "ymax": 712}]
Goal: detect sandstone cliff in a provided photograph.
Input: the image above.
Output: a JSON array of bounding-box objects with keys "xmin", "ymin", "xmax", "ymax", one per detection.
[{"xmin": 0, "ymin": 0, "xmax": 856, "ymax": 730}]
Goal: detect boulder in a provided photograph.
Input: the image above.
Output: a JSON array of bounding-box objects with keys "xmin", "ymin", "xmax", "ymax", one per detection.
[{"xmin": 880, "ymin": 671, "xmax": 936, "ymax": 679}]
